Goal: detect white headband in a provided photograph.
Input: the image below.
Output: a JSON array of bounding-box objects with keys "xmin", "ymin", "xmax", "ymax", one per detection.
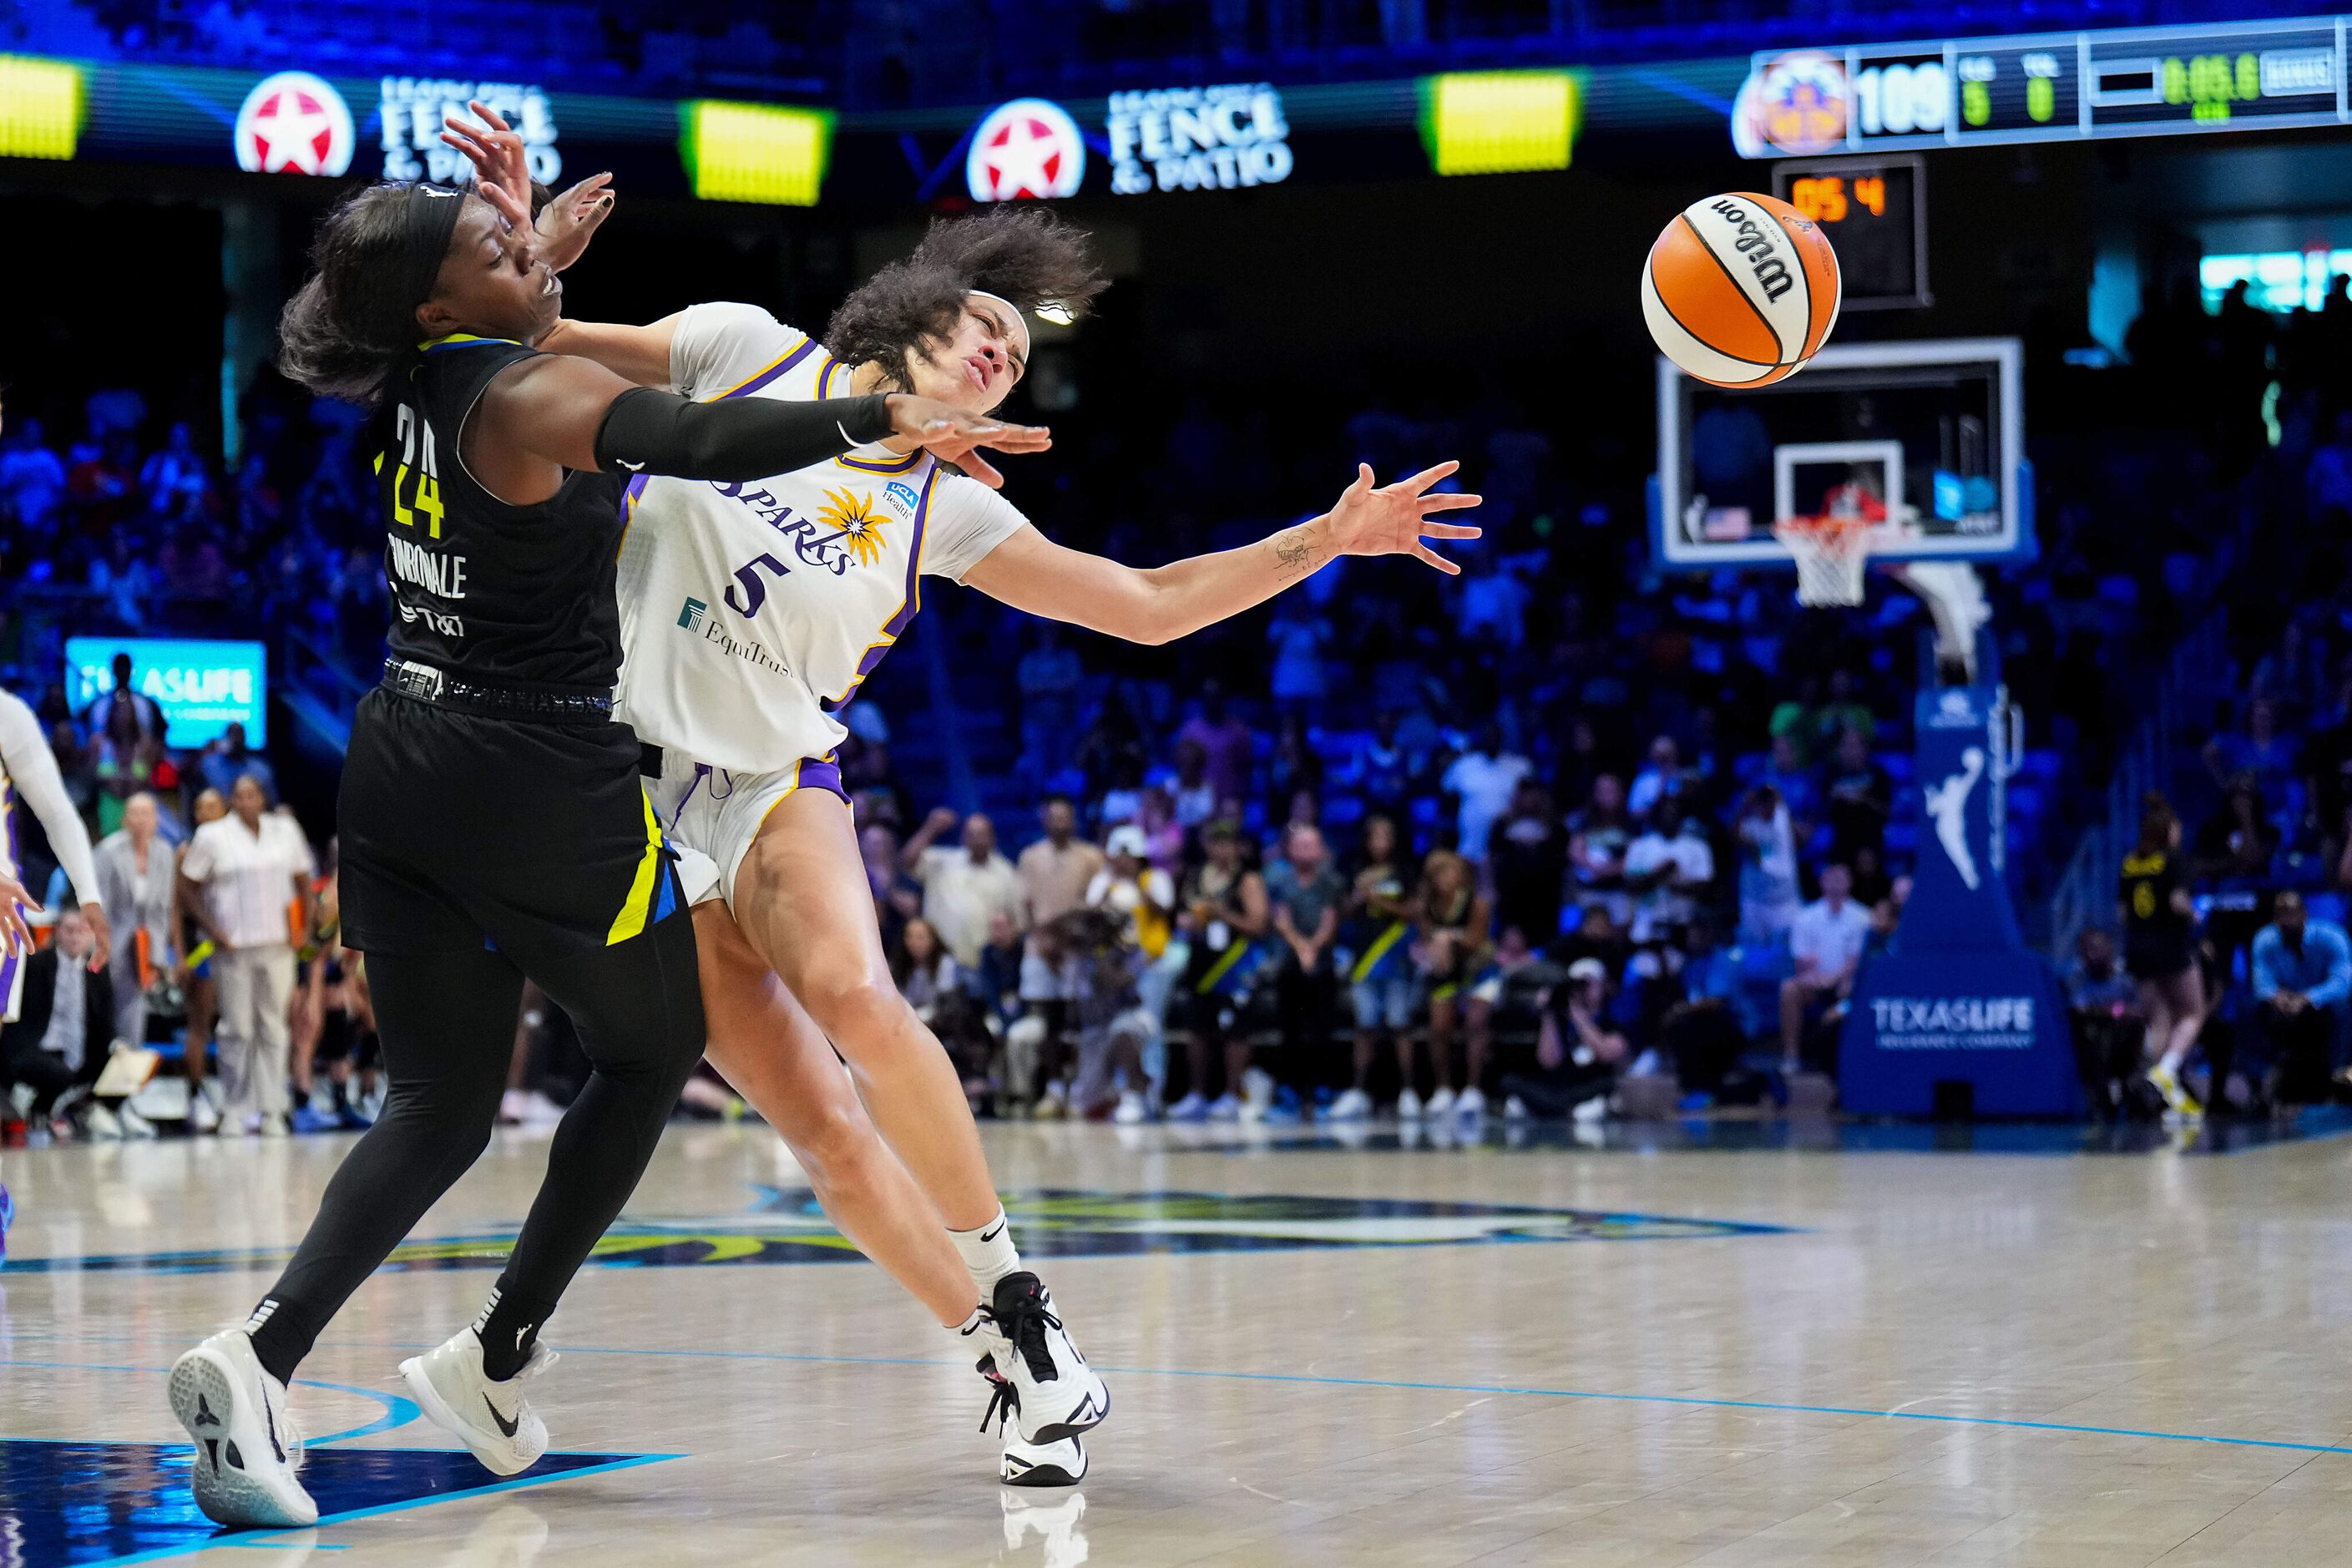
[{"xmin": 968, "ymin": 290, "xmax": 1033, "ymax": 361}]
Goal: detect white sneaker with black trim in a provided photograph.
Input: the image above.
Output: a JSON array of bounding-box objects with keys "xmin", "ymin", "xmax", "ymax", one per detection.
[
  {"xmin": 399, "ymin": 1328, "xmax": 554, "ymax": 1476},
  {"xmin": 169, "ymin": 1329, "xmax": 316, "ymax": 1527},
  {"xmin": 1002, "ymin": 1431, "xmax": 1087, "ymax": 1486},
  {"xmin": 986, "ymin": 1272, "xmax": 1110, "ymax": 1444}
]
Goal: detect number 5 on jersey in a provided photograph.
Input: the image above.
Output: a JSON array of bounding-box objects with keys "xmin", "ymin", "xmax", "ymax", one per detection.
[{"xmin": 385, "ymin": 405, "xmax": 447, "ymax": 539}]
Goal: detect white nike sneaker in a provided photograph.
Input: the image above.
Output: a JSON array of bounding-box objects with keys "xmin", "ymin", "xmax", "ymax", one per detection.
[
  {"xmin": 1396, "ymin": 1087, "xmax": 1424, "ymax": 1120},
  {"xmin": 1002, "ymin": 1429, "xmax": 1087, "ymax": 1487},
  {"xmin": 190, "ymin": 1091, "xmax": 221, "ymax": 1134},
  {"xmin": 986, "ymin": 1272, "xmax": 1110, "ymax": 1444},
  {"xmin": 1424, "ymin": 1086, "xmax": 1456, "ymax": 1117},
  {"xmin": 399, "ymin": 1328, "xmax": 554, "ymax": 1476},
  {"xmin": 1454, "ymin": 1086, "xmax": 1486, "ymax": 1119},
  {"xmin": 169, "ymin": 1329, "xmax": 316, "ymax": 1527},
  {"xmin": 1326, "ymin": 1086, "xmax": 1372, "ymax": 1121}
]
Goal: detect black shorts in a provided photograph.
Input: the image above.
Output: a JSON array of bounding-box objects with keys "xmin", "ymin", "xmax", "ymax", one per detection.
[
  {"xmin": 2124, "ymin": 938, "xmax": 2194, "ymax": 983},
  {"xmin": 338, "ymin": 689, "xmax": 683, "ymax": 959}
]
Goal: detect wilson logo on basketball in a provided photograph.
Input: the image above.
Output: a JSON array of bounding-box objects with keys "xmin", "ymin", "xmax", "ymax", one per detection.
[{"xmin": 1705, "ymin": 198, "xmax": 1795, "ymax": 302}]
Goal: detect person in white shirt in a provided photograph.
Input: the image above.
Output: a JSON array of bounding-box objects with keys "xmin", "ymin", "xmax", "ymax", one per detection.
[
  {"xmin": 898, "ymin": 809, "xmax": 1024, "ymax": 970},
  {"xmin": 1780, "ymin": 862, "xmax": 1874, "ymax": 1072},
  {"xmin": 529, "ymin": 202, "xmax": 1478, "ymax": 1465},
  {"xmin": 1622, "ymin": 796, "xmax": 1715, "ymax": 943},
  {"xmin": 179, "ymin": 776, "xmax": 314, "ymax": 1135},
  {"xmin": 1441, "ymin": 722, "xmax": 1532, "ymax": 862}
]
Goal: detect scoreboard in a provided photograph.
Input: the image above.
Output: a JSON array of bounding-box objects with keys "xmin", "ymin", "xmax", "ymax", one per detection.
[
  {"xmin": 1737, "ymin": 15, "xmax": 2352, "ymax": 157},
  {"xmin": 1772, "ymin": 156, "xmax": 1927, "ymax": 309}
]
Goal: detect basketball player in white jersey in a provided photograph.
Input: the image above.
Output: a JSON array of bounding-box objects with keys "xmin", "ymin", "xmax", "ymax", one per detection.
[{"xmin": 445, "ymin": 114, "xmax": 1475, "ymax": 1483}]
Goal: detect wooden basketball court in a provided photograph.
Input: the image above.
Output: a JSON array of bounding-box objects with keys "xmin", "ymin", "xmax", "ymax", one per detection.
[{"xmin": 6, "ymin": 1118, "xmax": 2352, "ymax": 1565}]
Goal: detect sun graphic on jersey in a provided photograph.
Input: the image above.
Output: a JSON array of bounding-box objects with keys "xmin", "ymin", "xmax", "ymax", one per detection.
[{"xmin": 817, "ymin": 487, "xmax": 890, "ymax": 567}]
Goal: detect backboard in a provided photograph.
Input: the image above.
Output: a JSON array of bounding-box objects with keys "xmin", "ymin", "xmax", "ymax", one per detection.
[{"xmin": 1651, "ymin": 336, "xmax": 2030, "ymax": 571}]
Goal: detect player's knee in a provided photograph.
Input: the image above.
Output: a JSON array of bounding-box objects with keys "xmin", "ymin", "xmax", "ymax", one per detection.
[
  {"xmin": 792, "ymin": 1097, "xmax": 886, "ymax": 1186},
  {"xmin": 800, "ymin": 966, "xmax": 907, "ymax": 1044}
]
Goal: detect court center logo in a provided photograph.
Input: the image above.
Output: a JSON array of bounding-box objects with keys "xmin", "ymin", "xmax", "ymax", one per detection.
[
  {"xmin": 0, "ymin": 1191, "xmax": 1789, "ymax": 1275},
  {"xmin": 234, "ymin": 70, "xmax": 356, "ymax": 176},
  {"xmin": 967, "ymin": 98, "xmax": 1087, "ymax": 202}
]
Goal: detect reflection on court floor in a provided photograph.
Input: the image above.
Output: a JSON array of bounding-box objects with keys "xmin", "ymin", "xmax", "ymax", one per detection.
[{"xmin": 0, "ymin": 1442, "xmax": 660, "ymax": 1566}]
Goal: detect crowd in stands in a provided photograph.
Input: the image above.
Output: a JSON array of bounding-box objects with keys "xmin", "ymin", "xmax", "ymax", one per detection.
[{"xmin": 0, "ymin": 277, "xmax": 2299, "ymax": 1135}]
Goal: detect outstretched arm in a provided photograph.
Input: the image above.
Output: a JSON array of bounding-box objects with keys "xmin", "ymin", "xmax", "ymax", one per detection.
[{"xmin": 963, "ymin": 463, "xmax": 1479, "ymax": 645}]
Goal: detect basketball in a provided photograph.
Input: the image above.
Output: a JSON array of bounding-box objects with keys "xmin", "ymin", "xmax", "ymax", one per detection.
[{"xmin": 1642, "ymin": 190, "xmax": 1841, "ymax": 387}]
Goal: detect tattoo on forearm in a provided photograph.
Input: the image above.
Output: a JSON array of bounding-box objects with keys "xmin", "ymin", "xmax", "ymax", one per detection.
[{"xmin": 1272, "ymin": 526, "xmax": 1313, "ymax": 579}]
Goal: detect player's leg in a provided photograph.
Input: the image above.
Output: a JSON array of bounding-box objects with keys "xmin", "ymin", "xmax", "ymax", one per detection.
[
  {"xmin": 250, "ymin": 947, "xmax": 296, "ymax": 1133},
  {"xmin": 211, "ymin": 949, "xmax": 260, "ymax": 1132},
  {"xmin": 729, "ymin": 788, "xmax": 1109, "ymax": 1444},
  {"xmin": 174, "ymin": 946, "xmax": 518, "ymax": 1527},
  {"xmin": 397, "ymin": 911, "xmax": 705, "ymax": 1476},
  {"xmin": 1425, "ymin": 986, "xmax": 1460, "ymax": 1113},
  {"xmin": 694, "ymin": 899, "xmax": 976, "ymax": 1328}
]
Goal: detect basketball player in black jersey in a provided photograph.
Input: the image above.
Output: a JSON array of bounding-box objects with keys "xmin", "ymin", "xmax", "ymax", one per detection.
[{"xmin": 166, "ymin": 173, "xmax": 1048, "ymax": 1529}]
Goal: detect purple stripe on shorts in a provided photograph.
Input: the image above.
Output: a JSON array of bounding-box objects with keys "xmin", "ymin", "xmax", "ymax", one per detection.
[{"xmin": 794, "ymin": 755, "xmax": 847, "ymax": 804}]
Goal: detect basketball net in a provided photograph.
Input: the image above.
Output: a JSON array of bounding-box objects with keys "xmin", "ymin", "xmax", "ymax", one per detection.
[{"xmin": 1772, "ymin": 513, "xmax": 1874, "ymax": 608}]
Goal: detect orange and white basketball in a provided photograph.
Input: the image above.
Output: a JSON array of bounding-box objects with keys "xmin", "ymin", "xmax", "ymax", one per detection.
[{"xmin": 1641, "ymin": 190, "xmax": 1840, "ymax": 387}]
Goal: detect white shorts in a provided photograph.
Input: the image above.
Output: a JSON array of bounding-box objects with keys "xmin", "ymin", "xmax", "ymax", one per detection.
[{"xmin": 645, "ymin": 746, "xmax": 848, "ymax": 911}]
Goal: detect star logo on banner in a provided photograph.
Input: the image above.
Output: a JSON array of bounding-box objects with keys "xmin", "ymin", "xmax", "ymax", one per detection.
[
  {"xmin": 965, "ymin": 99, "xmax": 1085, "ymax": 202},
  {"xmin": 234, "ymin": 71, "xmax": 356, "ymax": 177}
]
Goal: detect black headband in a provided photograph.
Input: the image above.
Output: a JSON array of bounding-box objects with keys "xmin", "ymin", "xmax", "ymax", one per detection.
[{"xmin": 398, "ymin": 182, "xmax": 469, "ymax": 329}]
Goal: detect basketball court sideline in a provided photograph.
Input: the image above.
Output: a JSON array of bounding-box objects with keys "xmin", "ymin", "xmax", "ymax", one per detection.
[{"xmin": 7, "ymin": 1120, "xmax": 2352, "ymax": 1567}]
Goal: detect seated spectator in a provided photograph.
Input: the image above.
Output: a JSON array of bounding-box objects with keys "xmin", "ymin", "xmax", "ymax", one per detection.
[
  {"xmin": 1, "ymin": 906, "xmax": 116, "ymax": 1136},
  {"xmin": 1086, "ymin": 825, "xmax": 1176, "ymax": 959},
  {"xmin": 1331, "ymin": 813, "xmax": 1416, "ymax": 1120},
  {"xmin": 901, "ymin": 807, "xmax": 1024, "ymax": 969},
  {"xmin": 1490, "ymin": 780, "xmax": 1567, "ymax": 944},
  {"xmin": 971, "ymin": 909, "xmax": 1029, "ymax": 1041},
  {"xmin": 1441, "ymin": 721, "xmax": 1531, "ymax": 864},
  {"xmin": 2248, "ymin": 892, "xmax": 2351, "ymax": 1107},
  {"xmin": 198, "ymin": 721, "xmax": 276, "ymax": 805},
  {"xmin": 1780, "ymin": 862, "xmax": 1871, "ymax": 1074},
  {"xmin": 1735, "ymin": 784, "xmax": 1801, "ymax": 946},
  {"xmin": 1659, "ymin": 916, "xmax": 1752, "ymax": 1102},
  {"xmin": 1262, "ymin": 822, "xmax": 1345, "ymax": 1099},
  {"xmin": 1347, "ymin": 710, "xmax": 1413, "ymax": 810},
  {"xmin": 892, "ymin": 917, "xmax": 961, "ymax": 1027},
  {"xmin": 1052, "ymin": 908, "xmax": 1156, "ymax": 1122},
  {"xmin": 1501, "ymin": 956, "xmax": 1624, "ymax": 1120},
  {"xmin": 1821, "ymin": 726, "xmax": 1892, "ymax": 861},
  {"xmin": 1265, "ymin": 712, "xmax": 1324, "ymax": 820},
  {"xmin": 1410, "ymin": 847, "xmax": 1490, "ymax": 1119},
  {"xmin": 2192, "ymin": 776, "xmax": 2278, "ymax": 975},
  {"xmin": 1171, "ymin": 739, "xmax": 1216, "ymax": 828},
  {"xmin": 1017, "ymin": 793, "xmax": 1102, "ymax": 932},
  {"xmin": 1567, "ymin": 773, "xmax": 1634, "ymax": 926},
  {"xmin": 1623, "ymin": 795, "xmax": 1714, "ymax": 945},
  {"xmin": 1463, "ymin": 924, "xmax": 1555, "ymax": 1110},
  {"xmin": 1626, "ymin": 735, "xmax": 1687, "ymax": 822},
  {"xmin": 1166, "ymin": 822, "xmax": 1269, "ymax": 1120},
  {"xmin": 860, "ymin": 822, "xmax": 922, "ymax": 957},
  {"xmin": 2064, "ymin": 927, "xmax": 2143, "ymax": 1116},
  {"xmin": 2204, "ymin": 697, "xmax": 2299, "ymax": 806},
  {"xmin": 1755, "ymin": 731, "xmax": 1821, "ymax": 834}
]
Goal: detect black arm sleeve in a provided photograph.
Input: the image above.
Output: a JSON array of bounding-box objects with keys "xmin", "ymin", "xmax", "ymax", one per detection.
[{"xmin": 593, "ymin": 387, "xmax": 897, "ymax": 482}]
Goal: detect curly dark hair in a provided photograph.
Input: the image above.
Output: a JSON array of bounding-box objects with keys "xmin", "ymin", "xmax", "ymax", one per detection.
[
  {"xmin": 276, "ymin": 184, "xmax": 437, "ymax": 405},
  {"xmin": 823, "ymin": 209, "xmax": 1108, "ymax": 392}
]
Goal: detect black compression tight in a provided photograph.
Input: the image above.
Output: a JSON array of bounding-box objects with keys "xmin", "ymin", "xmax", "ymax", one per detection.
[{"xmin": 246, "ymin": 913, "xmax": 704, "ymax": 1383}]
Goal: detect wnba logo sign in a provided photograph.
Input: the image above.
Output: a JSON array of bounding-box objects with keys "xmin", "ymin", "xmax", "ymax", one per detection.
[
  {"xmin": 233, "ymin": 71, "xmax": 355, "ymax": 177},
  {"xmin": 966, "ymin": 99, "xmax": 1086, "ymax": 202}
]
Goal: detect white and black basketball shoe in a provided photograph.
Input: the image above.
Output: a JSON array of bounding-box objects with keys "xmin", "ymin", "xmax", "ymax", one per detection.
[
  {"xmin": 399, "ymin": 1328, "xmax": 555, "ymax": 1476},
  {"xmin": 985, "ymin": 1272, "xmax": 1109, "ymax": 1445},
  {"xmin": 1003, "ymin": 1430, "xmax": 1087, "ymax": 1487},
  {"xmin": 169, "ymin": 1329, "xmax": 316, "ymax": 1527}
]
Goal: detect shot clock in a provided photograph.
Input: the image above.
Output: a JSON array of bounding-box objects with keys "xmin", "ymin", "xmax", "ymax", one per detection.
[{"xmin": 1773, "ymin": 156, "xmax": 1928, "ymax": 309}]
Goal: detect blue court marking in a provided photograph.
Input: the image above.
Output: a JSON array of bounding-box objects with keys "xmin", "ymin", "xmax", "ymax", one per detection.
[
  {"xmin": 13, "ymin": 1341, "xmax": 2350, "ymax": 1460},
  {"xmin": 0, "ymin": 1360, "xmax": 416, "ymax": 1446}
]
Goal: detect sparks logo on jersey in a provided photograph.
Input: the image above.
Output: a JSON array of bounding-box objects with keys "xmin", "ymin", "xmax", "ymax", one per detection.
[
  {"xmin": 678, "ymin": 597, "xmax": 708, "ymax": 630},
  {"xmin": 884, "ymin": 481, "xmax": 921, "ymax": 519},
  {"xmin": 234, "ymin": 71, "xmax": 356, "ymax": 177},
  {"xmin": 817, "ymin": 487, "xmax": 890, "ymax": 566},
  {"xmin": 966, "ymin": 98, "xmax": 1086, "ymax": 201}
]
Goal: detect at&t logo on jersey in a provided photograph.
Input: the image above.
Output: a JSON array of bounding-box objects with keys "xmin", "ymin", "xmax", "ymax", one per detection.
[
  {"xmin": 966, "ymin": 98, "xmax": 1086, "ymax": 202},
  {"xmin": 234, "ymin": 71, "xmax": 356, "ymax": 176}
]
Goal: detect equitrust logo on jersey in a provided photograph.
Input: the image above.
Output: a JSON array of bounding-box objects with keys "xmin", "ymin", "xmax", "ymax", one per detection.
[{"xmin": 677, "ymin": 596, "xmax": 787, "ymax": 676}]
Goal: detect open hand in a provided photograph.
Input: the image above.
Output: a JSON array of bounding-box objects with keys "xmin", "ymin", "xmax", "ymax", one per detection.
[
  {"xmin": 885, "ymin": 396, "xmax": 1051, "ymax": 490},
  {"xmin": 1322, "ymin": 462, "xmax": 1482, "ymax": 575},
  {"xmin": 441, "ymin": 101, "xmax": 615, "ymax": 271}
]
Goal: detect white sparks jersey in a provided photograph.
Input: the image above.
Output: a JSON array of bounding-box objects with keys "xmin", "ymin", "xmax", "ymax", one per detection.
[{"xmin": 613, "ymin": 303, "xmax": 1029, "ymax": 773}]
